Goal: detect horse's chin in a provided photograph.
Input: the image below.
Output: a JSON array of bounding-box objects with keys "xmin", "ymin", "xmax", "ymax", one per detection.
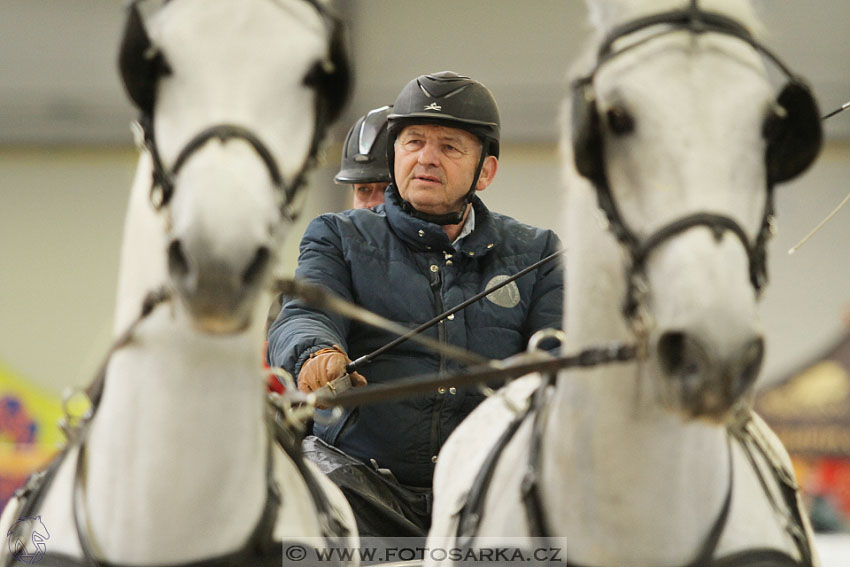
[
  {"xmin": 179, "ymin": 300, "xmax": 254, "ymax": 335},
  {"xmin": 660, "ymin": 373, "xmax": 754, "ymax": 425},
  {"xmin": 170, "ymin": 281, "xmax": 264, "ymax": 335},
  {"xmin": 189, "ymin": 314, "xmax": 252, "ymax": 335}
]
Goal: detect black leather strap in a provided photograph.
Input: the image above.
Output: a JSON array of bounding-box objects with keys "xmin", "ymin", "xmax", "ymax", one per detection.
[
  {"xmin": 269, "ymin": 403, "xmax": 351, "ymax": 544},
  {"xmin": 731, "ymin": 417, "xmax": 813, "ymax": 567},
  {"xmin": 455, "ymin": 399, "xmax": 535, "ymax": 545},
  {"xmin": 521, "ymin": 379, "xmax": 559, "ymax": 542}
]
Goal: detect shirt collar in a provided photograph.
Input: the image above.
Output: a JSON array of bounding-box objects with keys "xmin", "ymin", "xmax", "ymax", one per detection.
[{"xmin": 452, "ymin": 205, "xmax": 475, "ymax": 245}]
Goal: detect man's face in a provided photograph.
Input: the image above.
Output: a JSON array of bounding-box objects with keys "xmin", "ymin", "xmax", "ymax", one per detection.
[
  {"xmin": 351, "ymin": 182, "xmax": 387, "ymax": 209},
  {"xmin": 394, "ymin": 124, "xmax": 493, "ymax": 216}
]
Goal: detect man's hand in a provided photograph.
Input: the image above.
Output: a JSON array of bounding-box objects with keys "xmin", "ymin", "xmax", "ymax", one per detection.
[{"xmin": 298, "ymin": 345, "xmax": 367, "ymax": 397}]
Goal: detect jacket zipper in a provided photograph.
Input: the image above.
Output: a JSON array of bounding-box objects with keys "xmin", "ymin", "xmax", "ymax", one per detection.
[
  {"xmin": 429, "ymin": 265, "xmax": 446, "ymax": 373},
  {"xmin": 428, "ymin": 261, "xmax": 447, "ymax": 462}
]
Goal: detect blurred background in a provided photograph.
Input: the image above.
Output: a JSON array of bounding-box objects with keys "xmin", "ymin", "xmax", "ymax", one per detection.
[{"xmin": 1, "ymin": 0, "xmax": 849, "ymax": 537}]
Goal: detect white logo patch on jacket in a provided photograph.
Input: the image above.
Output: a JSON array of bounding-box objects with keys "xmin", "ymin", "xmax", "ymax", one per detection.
[{"xmin": 485, "ymin": 275, "xmax": 521, "ymax": 308}]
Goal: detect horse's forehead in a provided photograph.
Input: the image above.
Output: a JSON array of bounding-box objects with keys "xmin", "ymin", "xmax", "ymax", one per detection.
[
  {"xmin": 587, "ymin": 0, "xmax": 763, "ymax": 35},
  {"xmin": 150, "ymin": 0, "xmax": 327, "ymax": 63},
  {"xmin": 596, "ymin": 33, "xmax": 772, "ymax": 116}
]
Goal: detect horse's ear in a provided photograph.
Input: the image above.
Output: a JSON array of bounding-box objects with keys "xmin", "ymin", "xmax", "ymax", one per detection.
[
  {"xmin": 764, "ymin": 80, "xmax": 823, "ymax": 184},
  {"xmin": 324, "ymin": 21, "xmax": 352, "ymax": 125},
  {"xmin": 571, "ymin": 80, "xmax": 605, "ymax": 183},
  {"xmin": 305, "ymin": 17, "xmax": 352, "ymax": 135},
  {"xmin": 118, "ymin": 1, "xmax": 172, "ymax": 115}
]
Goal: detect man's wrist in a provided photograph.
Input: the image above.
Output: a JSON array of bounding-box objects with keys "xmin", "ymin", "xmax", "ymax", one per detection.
[{"xmin": 308, "ymin": 344, "xmax": 346, "ymax": 360}]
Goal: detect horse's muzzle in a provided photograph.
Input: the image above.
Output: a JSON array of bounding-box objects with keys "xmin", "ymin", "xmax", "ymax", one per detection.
[
  {"xmin": 167, "ymin": 239, "xmax": 271, "ymax": 334},
  {"xmin": 657, "ymin": 331, "xmax": 764, "ymax": 421}
]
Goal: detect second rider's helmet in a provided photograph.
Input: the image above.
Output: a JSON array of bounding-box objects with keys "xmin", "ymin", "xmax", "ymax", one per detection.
[
  {"xmin": 386, "ymin": 71, "xmax": 501, "ymax": 225},
  {"xmin": 335, "ymin": 105, "xmax": 392, "ymax": 185}
]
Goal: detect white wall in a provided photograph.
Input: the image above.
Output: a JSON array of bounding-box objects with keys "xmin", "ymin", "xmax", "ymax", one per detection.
[{"xmin": 1, "ymin": 141, "xmax": 848, "ymax": 394}]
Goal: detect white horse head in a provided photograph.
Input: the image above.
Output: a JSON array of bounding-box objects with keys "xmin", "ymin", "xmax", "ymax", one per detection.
[
  {"xmin": 0, "ymin": 1, "xmax": 357, "ymax": 564},
  {"xmin": 114, "ymin": 0, "xmax": 349, "ymax": 334},
  {"xmin": 564, "ymin": 0, "xmax": 821, "ymax": 421},
  {"xmin": 428, "ymin": 2, "xmax": 822, "ymax": 565}
]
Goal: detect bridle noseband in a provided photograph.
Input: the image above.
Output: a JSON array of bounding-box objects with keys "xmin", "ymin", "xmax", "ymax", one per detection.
[
  {"xmin": 139, "ymin": 117, "xmax": 304, "ymax": 221},
  {"xmin": 571, "ymin": 0, "xmax": 822, "ymax": 323}
]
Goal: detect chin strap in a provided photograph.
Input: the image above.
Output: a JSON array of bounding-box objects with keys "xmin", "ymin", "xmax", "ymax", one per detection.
[{"xmin": 398, "ymin": 149, "xmax": 488, "ymax": 226}]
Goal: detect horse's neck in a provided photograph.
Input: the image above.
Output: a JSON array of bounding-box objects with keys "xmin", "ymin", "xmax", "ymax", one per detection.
[
  {"xmin": 90, "ymin": 155, "xmax": 275, "ymax": 558},
  {"xmin": 542, "ymin": 372, "xmax": 731, "ymax": 564},
  {"xmin": 542, "ymin": 183, "xmax": 731, "ymax": 564},
  {"xmin": 113, "ymin": 152, "xmax": 168, "ymax": 335},
  {"xmin": 83, "ymin": 307, "xmax": 272, "ymax": 560}
]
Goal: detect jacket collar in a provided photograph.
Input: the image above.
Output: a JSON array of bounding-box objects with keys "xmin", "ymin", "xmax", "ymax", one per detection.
[{"xmin": 384, "ymin": 187, "xmax": 498, "ymax": 257}]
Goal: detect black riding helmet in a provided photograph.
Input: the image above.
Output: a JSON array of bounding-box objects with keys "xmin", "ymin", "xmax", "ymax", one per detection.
[
  {"xmin": 387, "ymin": 71, "xmax": 500, "ymax": 225},
  {"xmin": 334, "ymin": 105, "xmax": 392, "ymax": 185}
]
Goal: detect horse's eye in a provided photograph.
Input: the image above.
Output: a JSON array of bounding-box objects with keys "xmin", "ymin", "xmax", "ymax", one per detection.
[
  {"xmin": 303, "ymin": 60, "xmax": 325, "ymax": 88},
  {"xmin": 303, "ymin": 60, "xmax": 333, "ymax": 89},
  {"xmin": 762, "ymin": 104, "xmax": 787, "ymax": 141},
  {"xmin": 606, "ymin": 106, "xmax": 634, "ymax": 135}
]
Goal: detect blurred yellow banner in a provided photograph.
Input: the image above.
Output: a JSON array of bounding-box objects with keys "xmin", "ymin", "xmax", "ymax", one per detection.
[{"xmin": 0, "ymin": 361, "xmax": 63, "ymax": 511}]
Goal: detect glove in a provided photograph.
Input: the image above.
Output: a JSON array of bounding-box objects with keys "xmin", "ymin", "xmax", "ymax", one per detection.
[{"xmin": 298, "ymin": 345, "xmax": 367, "ymax": 397}]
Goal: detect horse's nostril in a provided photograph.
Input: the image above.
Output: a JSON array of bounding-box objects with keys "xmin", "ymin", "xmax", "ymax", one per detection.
[
  {"xmin": 658, "ymin": 331, "xmax": 686, "ymax": 376},
  {"xmin": 242, "ymin": 246, "xmax": 270, "ymax": 286},
  {"xmin": 736, "ymin": 337, "xmax": 764, "ymax": 395},
  {"xmin": 657, "ymin": 331, "xmax": 711, "ymax": 383},
  {"xmin": 168, "ymin": 240, "xmax": 190, "ymax": 279}
]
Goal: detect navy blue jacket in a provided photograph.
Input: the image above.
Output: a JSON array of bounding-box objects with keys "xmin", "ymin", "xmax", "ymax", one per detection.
[{"xmin": 267, "ymin": 189, "xmax": 563, "ymax": 487}]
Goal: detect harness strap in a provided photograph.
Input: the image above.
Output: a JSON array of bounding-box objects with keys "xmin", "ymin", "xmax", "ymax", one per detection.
[
  {"xmin": 684, "ymin": 436, "xmax": 735, "ymax": 567},
  {"xmin": 703, "ymin": 549, "xmax": 806, "ymax": 567},
  {"xmin": 526, "ymin": 405, "xmax": 736, "ymax": 566},
  {"xmin": 84, "ymin": 287, "xmax": 171, "ymax": 410},
  {"xmin": 1, "ymin": 446, "xmax": 72, "ymax": 567},
  {"xmin": 1, "ymin": 290, "xmax": 170, "ymax": 566},
  {"xmin": 269, "ymin": 403, "xmax": 351, "ymax": 544},
  {"xmin": 455, "ymin": 396, "xmax": 536, "ymax": 544},
  {"xmin": 730, "ymin": 416, "xmax": 813, "ymax": 566},
  {"xmin": 521, "ymin": 375, "xmax": 559, "ymax": 542},
  {"xmin": 451, "ymin": 376, "xmax": 793, "ymax": 567},
  {"xmin": 4, "ymin": 291, "xmax": 296, "ymax": 566},
  {"xmin": 33, "ymin": 548, "xmax": 289, "ymax": 567}
]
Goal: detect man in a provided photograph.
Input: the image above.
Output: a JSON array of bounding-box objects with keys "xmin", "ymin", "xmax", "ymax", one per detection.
[
  {"xmin": 268, "ymin": 72, "xmax": 563, "ymax": 537},
  {"xmin": 335, "ymin": 105, "xmax": 392, "ymax": 209}
]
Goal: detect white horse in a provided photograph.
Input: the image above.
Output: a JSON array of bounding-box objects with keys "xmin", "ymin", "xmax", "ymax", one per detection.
[
  {"xmin": 428, "ymin": 1, "xmax": 823, "ymax": 566},
  {"xmin": 1, "ymin": 0, "xmax": 357, "ymax": 564}
]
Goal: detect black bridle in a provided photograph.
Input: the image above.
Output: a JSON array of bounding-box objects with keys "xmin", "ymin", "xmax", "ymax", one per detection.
[
  {"xmin": 118, "ymin": 0, "xmax": 351, "ymax": 221},
  {"xmin": 571, "ymin": 0, "xmax": 822, "ymax": 322},
  {"xmin": 140, "ymin": 118, "xmax": 305, "ymax": 221}
]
